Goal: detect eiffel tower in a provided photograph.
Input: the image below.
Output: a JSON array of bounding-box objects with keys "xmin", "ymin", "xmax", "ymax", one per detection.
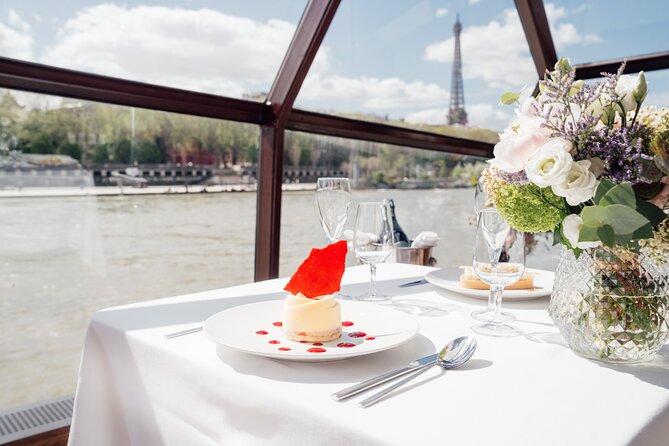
[{"xmin": 448, "ymin": 15, "xmax": 467, "ymax": 126}]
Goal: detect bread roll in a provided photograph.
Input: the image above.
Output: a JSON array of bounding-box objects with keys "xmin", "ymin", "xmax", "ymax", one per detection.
[{"xmin": 459, "ymin": 266, "xmax": 534, "ymax": 290}]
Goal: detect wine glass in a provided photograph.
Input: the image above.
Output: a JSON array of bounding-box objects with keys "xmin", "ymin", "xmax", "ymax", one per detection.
[
  {"xmin": 471, "ymin": 181, "xmax": 516, "ymax": 323},
  {"xmin": 353, "ymin": 201, "xmax": 395, "ymax": 302},
  {"xmin": 471, "ymin": 208, "xmax": 525, "ymax": 337},
  {"xmin": 316, "ymin": 177, "xmax": 351, "ymax": 244}
]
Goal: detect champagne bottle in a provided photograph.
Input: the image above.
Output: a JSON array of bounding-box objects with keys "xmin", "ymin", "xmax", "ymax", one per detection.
[{"xmin": 387, "ymin": 199, "xmax": 410, "ymax": 247}]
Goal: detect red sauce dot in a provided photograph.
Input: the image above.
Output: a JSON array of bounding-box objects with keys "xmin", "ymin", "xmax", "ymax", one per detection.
[
  {"xmin": 307, "ymin": 347, "xmax": 327, "ymax": 353},
  {"xmin": 278, "ymin": 347, "xmax": 291, "ymax": 351},
  {"xmin": 312, "ymin": 342, "xmax": 323, "ymax": 346},
  {"xmin": 269, "ymin": 340, "xmax": 280, "ymax": 344},
  {"xmin": 337, "ymin": 342, "xmax": 356, "ymax": 348},
  {"xmin": 365, "ymin": 337, "xmax": 376, "ymax": 341},
  {"xmin": 273, "ymin": 321, "xmax": 283, "ymax": 327},
  {"xmin": 256, "ymin": 330, "xmax": 268, "ymax": 335},
  {"xmin": 348, "ymin": 331, "xmax": 367, "ymax": 338},
  {"xmin": 299, "ymin": 340, "xmax": 308, "ymax": 343},
  {"xmin": 342, "ymin": 321, "xmax": 354, "ymax": 327}
]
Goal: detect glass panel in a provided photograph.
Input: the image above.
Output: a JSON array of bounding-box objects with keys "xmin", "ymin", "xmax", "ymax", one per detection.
[
  {"xmin": 645, "ymin": 70, "xmax": 669, "ymax": 108},
  {"xmin": 0, "ymin": 1, "xmax": 307, "ymax": 99},
  {"xmin": 0, "ymin": 88, "xmax": 258, "ymax": 409},
  {"xmin": 295, "ymin": 0, "xmax": 597, "ymax": 138},
  {"xmin": 548, "ymin": 1, "xmax": 669, "ymax": 64},
  {"xmin": 280, "ymin": 131, "xmax": 560, "ymax": 279}
]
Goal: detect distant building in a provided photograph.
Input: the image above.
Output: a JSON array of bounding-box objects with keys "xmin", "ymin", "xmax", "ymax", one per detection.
[{"xmin": 448, "ymin": 15, "xmax": 468, "ymax": 126}]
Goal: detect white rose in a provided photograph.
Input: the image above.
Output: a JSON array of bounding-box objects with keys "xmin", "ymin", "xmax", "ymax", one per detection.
[
  {"xmin": 525, "ymin": 139, "xmax": 574, "ymax": 187},
  {"xmin": 489, "ymin": 115, "xmax": 552, "ymax": 173},
  {"xmin": 615, "ymin": 75, "xmax": 638, "ymax": 113},
  {"xmin": 552, "ymin": 160, "xmax": 598, "ymax": 206},
  {"xmin": 562, "ymin": 214, "xmax": 602, "ymax": 250}
]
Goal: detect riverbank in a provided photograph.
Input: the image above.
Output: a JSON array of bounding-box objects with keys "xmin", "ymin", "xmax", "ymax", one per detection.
[{"xmin": 0, "ymin": 182, "xmax": 322, "ymax": 198}]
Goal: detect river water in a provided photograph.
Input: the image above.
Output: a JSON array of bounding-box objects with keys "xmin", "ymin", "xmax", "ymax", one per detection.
[{"xmin": 0, "ymin": 188, "xmax": 559, "ymax": 408}]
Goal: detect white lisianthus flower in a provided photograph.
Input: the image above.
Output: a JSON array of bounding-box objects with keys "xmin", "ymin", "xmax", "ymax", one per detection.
[
  {"xmin": 562, "ymin": 214, "xmax": 601, "ymax": 249},
  {"xmin": 615, "ymin": 75, "xmax": 638, "ymax": 113},
  {"xmin": 525, "ymin": 139, "xmax": 574, "ymax": 187},
  {"xmin": 552, "ymin": 160, "xmax": 598, "ymax": 206},
  {"xmin": 584, "ymin": 91, "xmax": 611, "ymax": 118}
]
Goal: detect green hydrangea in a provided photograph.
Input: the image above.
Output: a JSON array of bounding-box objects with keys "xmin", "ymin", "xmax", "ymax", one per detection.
[{"xmin": 495, "ymin": 183, "xmax": 564, "ymax": 233}]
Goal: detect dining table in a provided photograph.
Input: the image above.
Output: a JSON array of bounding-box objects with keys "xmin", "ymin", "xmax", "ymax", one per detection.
[{"xmin": 67, "ymin": 263, "xmax": 669, "ymax": 446}]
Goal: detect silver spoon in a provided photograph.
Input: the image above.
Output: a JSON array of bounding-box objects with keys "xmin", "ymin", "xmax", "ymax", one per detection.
[{"xmin": 359, "ymin": 336, "xmax": 477, "ymax": 408}]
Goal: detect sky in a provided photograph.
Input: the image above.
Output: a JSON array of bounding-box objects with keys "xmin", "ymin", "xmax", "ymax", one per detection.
[{"xmin": 0, "ymin": 0, "xmax": 668, "ymax": 132}]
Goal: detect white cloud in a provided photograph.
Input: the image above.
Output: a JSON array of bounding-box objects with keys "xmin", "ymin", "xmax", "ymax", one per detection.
[
  {"xmin": 544, "ymin": 4, "xmax": 600, "ymax": 49},
  {"xmin": 424, "ymin": 4, "xmax": 600, "ymax": 89},
  {"xmin": 0, "ymin": 10, "xmax": 33, "ymax": 59},
  {"xmin": 41, "ymin": 4, "xmax": 299, "ymax": 98},
  {"xmin": 436, "ymin": 8, "xmax": 449, "ymax": 18},
  {"xmin": 405, "ymin": 103, "xmax": 513, "ymax": 130},
  {"xmin": 469, "ymin": 0, "xmax": 481, "ymax": 4},
  {"xmin": 425, "ymin": 9, "xmax": 535, "ymax": 89},
  {"xmin": 466, "ymin": 104, "xmax": 513, "ymax": 130},
  {"xmin": 301, "ymin": 73, "xmax": 448, "ymax": 110},
  {"xmin": 405, "ymin": 108, "xmax": 446, "ymax": 125}
]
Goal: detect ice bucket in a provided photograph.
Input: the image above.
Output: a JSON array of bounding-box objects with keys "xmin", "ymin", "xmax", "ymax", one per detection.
[{"xmin": 395, "ymin": 247, "xmax": 437, "ymax": 266}]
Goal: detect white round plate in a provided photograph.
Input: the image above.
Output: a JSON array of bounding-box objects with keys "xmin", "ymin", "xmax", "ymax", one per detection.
[
  {"xmin": 425, "ymin": 267, "xmax": 554, "ymax": 300},
  {"xmin": 204, "ymin": 300, "xmax": 419, "ymax": 362}
]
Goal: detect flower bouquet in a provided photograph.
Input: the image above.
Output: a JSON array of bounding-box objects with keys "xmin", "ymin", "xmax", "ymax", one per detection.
[{"xmin": 480, "ymin": 59, "xmax": 669, "ymax": 362}]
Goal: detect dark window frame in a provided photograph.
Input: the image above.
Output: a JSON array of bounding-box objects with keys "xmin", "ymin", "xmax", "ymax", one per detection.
[{"xmin": 0, "ymin": 0, "xmax": 666, "ymax": 282}]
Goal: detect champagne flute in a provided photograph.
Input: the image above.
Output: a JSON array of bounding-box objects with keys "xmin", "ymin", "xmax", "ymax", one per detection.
[
  {"xmin": 316, "ymin": 177, "xmax": 351, "ymax": 244},
  {"xmin": 471, "ymin": 208, "xmax": 525, "ymax": 337},
  {"xmin": 353, "ymin": 201, "xmax": 394, "ymax": 302}
]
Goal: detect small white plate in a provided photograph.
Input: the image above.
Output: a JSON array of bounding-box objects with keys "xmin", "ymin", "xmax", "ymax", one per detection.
[
  {"xmin": 425, "ymin": 267, "xmax": 554, "ymax": 300},
  {"xmin": 204, "ymin": 300, "xmax": 419, "ymax": 362}
]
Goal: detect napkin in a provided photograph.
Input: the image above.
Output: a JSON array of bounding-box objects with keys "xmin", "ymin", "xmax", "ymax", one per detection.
[{"xmin": 411, "ymin": 231, "xmax": 440, "ymax": 248}]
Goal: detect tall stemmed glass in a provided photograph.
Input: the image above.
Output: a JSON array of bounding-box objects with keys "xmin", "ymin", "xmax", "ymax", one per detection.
[
  {"xmin": 316, "ymin": 177, "xmax": 351, "ymax": 244},
  {"xmin": 471, "ymin": 180, "xmax": 515, "ymax": 323},
  {"xmin": 353, "ymin": 201, "xmax": 395, "ymax": 302},
  {"xmin": 471, "ymin": 208, "xmax": 525, "ymax": 337}
]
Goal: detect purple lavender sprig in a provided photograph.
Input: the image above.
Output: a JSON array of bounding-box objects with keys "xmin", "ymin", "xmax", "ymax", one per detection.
[{"xmin": 579, "ymin": 123, "xmax": 655, "ymax": 185}]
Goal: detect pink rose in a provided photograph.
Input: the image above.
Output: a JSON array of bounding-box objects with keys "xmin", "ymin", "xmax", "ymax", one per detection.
[{"xmin": 489, "ymin": 115, "xmax": 552, "ymax": 173}]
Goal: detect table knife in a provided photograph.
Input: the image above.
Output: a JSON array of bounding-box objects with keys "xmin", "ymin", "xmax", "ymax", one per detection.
[
  {"xmin": 331, "ymin": 353, "xmax": 438, "ymax": 401},
  {"xmin": 399, "ymin": 279, "xmax": 428, "ymax": 288}
]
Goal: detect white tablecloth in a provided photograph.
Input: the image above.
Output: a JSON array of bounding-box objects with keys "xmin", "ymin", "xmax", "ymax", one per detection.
[{"xmin": 68, "ymin": 264, "xmax": 669, "ymax": 446}]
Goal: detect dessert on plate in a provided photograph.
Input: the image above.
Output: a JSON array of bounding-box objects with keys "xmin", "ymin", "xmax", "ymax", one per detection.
[
  {"xmin": 459, "ymin": 265, "xmax": 534, "ymax": 290},
  {"xmin": 282, "ymin": 240, "xmax": 348, "ymax": 342}
]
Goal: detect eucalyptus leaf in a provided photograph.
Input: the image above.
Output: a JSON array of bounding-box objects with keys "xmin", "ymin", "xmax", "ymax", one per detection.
[
  {"xmin": 599, "ymin": 183, "xmax": 636, "ymax": 208},
  {"xmin": 500, "ymin": 92, "xmax": 520, "ymax": 105},
  {"xmin": 636, "ymin": 199, "xmax": 666, "ymax": 227},
  {"xmin": 629, "ymin": 224, "xmax": 655, "ymax": 241},
  {"xmin": 581, "ymin": 204, "xmax": 649, "ymax": 234},
  {"xmin": 578, "ymin": 225, "xmax": 600, "ymax": 242},
  {"xmin": 594, "ymin": 178, "xmax": 615, "ymax": 205},
  {"xmin": 598, "ymin": 224, "xmax": 615, "ymax": 247},
  {"xmin": 552, "ymin": 227, "xmax": 562, "ymax": 246}
]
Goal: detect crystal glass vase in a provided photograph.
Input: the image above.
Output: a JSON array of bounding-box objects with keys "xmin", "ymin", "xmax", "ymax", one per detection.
[{"xmin": 549, "ymin": 246, "xmax": 669, "ymax": 363}]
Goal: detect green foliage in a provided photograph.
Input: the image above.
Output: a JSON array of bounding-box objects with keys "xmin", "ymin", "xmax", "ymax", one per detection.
[
  {"xmin": 58, "ymin": 143, "xmax": 82, "ymax": 160},
  {"xmin": 113, "ymin": 139, "xmax": 132, "ymax": 164},
  {"xmin": 135, "ymin": 140, "xmax": 161, "ymax": 164},
  {"xmin": 499, "ymin": 91, "xmax": 520, "ymax": 105},
  {"xmin": 578, "ymin": 180, "xmax": 664, "ymax": 246},
  {"xmin": 92, "ymin": 144, "xmax": 110, "ymax": 163}
]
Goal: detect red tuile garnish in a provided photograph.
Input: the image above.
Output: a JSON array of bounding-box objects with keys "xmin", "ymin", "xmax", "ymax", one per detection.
[{"xmin": 284, "ymin": 240, "xmax": 348, "ymax": 299}]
